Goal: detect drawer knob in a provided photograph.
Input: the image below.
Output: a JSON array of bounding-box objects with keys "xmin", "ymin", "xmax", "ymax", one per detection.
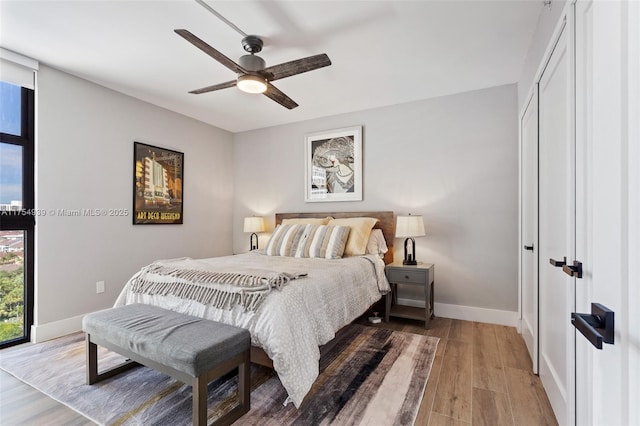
[{"xmin": 404, "ymin": 275, "xmax": 410, "ymax": 279}]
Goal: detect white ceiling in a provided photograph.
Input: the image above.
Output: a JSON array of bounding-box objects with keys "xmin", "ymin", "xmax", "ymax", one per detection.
[{"xmin": 0, "ymin": 0, "xmax": 542, "ymax": 133}]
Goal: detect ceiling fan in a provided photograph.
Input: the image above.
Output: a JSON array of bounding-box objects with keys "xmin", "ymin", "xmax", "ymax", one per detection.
[{"xmin": 174, "ymin": 29, "xmax": 332, "ymax": 109}]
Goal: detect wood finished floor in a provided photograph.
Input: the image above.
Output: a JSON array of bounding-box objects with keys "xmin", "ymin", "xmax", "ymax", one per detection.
[
  {"xmin": 0, "ymin": 316, "xmax": 557, "ymax": 426},
  {"xmin": 358, "ymin": 316, "xmax": 559, "ymax": 426}
]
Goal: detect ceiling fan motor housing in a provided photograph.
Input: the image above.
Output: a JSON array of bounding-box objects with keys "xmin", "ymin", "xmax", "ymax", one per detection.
[
  {"xmin": 241, "ymin": 35, "xmax": 263, "ymax": 53},
  {"xmin": 239, "ymin": 54, "xmax": 266, "ymax": 72}
]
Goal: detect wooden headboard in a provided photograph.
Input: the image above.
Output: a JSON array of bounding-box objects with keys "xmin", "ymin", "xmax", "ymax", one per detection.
[{"xmin": 275, "ymin": 211, "xmax": 395, "ymax": 264}]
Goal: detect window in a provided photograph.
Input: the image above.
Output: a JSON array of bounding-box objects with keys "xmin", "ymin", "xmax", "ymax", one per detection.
[
  {"xmin": 0, "ymin": 80, "xmax": 35, "ymax": 348},
  {"xmin": 0, "ymin": 82, "xmax": 21, "ymax": 136}
]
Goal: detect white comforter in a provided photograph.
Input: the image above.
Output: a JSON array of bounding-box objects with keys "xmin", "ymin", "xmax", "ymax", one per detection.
[{"xmin": 114, "ymin": 251, "xmax": 390, "ymax": 407}]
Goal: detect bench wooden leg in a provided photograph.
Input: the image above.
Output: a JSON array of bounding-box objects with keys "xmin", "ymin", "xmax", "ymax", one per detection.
[
  {"xmin": 192, "ymin": 375, "xmax": 208, "ymax": 426},
  {"xmin": 85, "ymin": 333, "xmax": 139, "ymax": 385},
  {"xmin": 86, "ymin": 334, "xmax": 98, "ymax": 385},
  {"xmin": 239, "ymin": 350, "xmax": 250, "ymax": 410},
  {"xmin": 205, "ymin": 350, "xmax": 251, "ymax": 426}
]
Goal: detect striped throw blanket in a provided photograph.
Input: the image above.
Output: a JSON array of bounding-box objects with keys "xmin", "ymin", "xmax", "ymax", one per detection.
[{"xmin": 130, "ymin": 263, "xmax": 307, "ymax": 312}]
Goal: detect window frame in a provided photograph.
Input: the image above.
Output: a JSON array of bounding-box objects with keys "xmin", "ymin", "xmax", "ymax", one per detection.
[{"xmin": 0, "ymin": 86, "xmax": 35, "ymax": 349}]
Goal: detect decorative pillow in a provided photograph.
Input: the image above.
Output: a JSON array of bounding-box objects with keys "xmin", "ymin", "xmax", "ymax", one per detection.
[
  {"xmin": 365, "ymin": 228, "xmax": 389, "ymax": 257},
  {"xmin": 327, "ymin": 217, "xmax": 379, "ymax": 256},
  {"xmin": 281, "ymin": 216, "xmax": 333, "ymax": 225},
  {"xmin": 265, "ymin": 224, "xmax": 350, "ymax": 259}
]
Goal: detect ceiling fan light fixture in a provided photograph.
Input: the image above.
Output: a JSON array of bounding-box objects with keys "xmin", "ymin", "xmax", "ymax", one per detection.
[{"xmin": 237, "ymin": 74, "xmax": 267, "ymax": 94}]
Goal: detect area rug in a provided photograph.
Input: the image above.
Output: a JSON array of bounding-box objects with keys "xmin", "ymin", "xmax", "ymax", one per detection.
[{"xmin": 0, "ymin": 324, "xmax": 438, "ymax": 425}]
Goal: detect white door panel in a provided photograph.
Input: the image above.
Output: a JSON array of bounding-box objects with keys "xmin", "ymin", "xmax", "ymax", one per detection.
[
  {"xmin": 575, "ymin": 1, "xmax": 639, "ymax": 424},
  {"xmin": 520, "ymin": 87, "xmax": 538, "ymax": 373},
  {"xmin": 538, "ymin": 17, "xmax": 575, "ymax": 426}
]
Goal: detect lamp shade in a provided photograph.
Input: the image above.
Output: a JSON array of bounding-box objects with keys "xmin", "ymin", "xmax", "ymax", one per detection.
[
  {"xmin": 244, "ymin": 216, "xmax": 266, "ymax": 233},
  {"xmin": 395, "ymin": 215, "xmax": 425, "ymax": 238}
]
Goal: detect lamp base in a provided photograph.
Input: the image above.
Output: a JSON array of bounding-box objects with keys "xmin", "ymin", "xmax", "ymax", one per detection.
[
  {"xmin": 403, "ymin": 237, "xmax": 417, "ymax": 265},
  {"xmin": 249, "ymin": 233, "xmax": 259, "ymax": 251}
]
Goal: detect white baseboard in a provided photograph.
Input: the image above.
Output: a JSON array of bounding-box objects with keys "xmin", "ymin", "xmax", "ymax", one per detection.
[
  {"xmin": 397, "ymin": 298, "xmax": 519, "ymax": 327},
  {"xmin": 31, "ymin": 314, "xmax": 84, "ymax": 343}
]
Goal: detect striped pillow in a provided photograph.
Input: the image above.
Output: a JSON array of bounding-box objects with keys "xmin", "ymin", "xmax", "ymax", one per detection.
[{"xmin": 265, "ymin": 224, "xmax": 350, "ymax": 259}]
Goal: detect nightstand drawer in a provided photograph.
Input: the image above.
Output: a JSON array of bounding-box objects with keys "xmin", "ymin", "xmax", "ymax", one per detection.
[{"xmin": 386, "ymin": 268, "xmax": 426, "ymax": 284}]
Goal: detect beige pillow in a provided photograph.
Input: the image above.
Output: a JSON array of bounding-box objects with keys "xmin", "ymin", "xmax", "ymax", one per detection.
[
  {"xmin": 327, "ymin": 217, "xmax": 379, "ymax": 256},
  {"xmin": 281, "ymin": 216, "xmax": 333, "ymax": 225}
]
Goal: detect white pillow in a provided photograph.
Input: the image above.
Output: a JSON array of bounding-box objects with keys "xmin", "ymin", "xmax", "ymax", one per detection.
[{"xmin": 365, "ymin": 229, "xmax": 388, "ymax": 258}]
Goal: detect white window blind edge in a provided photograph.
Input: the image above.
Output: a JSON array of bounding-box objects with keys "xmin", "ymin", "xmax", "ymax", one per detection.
[{"xmin": 0, "ymin": 48, "xmax": 38, "ymax": 90}]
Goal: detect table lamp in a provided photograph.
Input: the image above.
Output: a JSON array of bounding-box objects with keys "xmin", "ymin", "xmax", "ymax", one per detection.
[
  {"xmin": 395, "ymin": 214, "xmax": 426, "ymax": 265},
  {"xmin": 244, "ymin": 216, "xmax": 266, "ymax": 250}
]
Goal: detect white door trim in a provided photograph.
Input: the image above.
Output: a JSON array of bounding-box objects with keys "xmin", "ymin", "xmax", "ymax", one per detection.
[{"xmin": 625, "ymin": 2, "xmax": 640, "ymax": 423}]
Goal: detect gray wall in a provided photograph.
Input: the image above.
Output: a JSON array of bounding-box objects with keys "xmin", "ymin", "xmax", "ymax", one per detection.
[
  {"xmin": 35, "ymin": 66, "xmax": 234, "ymax": 328},
  {"xmin": 233, "ymin": 84, "xmax": 519, "ymax": 313}
]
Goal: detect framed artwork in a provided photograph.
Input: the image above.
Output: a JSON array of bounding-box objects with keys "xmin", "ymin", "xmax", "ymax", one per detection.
[
  {"xmin": 304, "ymin": 125, "xmax": 363, "ymax": 202},
  {"xmin": 133, "ymin": 142, "xmax": 184, "ymax": 225}
]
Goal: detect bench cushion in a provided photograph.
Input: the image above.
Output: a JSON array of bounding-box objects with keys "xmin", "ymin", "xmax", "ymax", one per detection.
[{"xmin": 82, "ymin": 304, "xmax": 250, "ymax": 377}]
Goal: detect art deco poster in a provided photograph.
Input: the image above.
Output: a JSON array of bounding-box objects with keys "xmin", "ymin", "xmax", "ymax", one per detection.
[{"xmin": 133, "ymin": 142, "xmax": 184, "ymax": 224}]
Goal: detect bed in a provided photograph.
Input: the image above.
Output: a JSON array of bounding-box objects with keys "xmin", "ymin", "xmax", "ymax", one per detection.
[{"xmin": 114, "ymin": 211, "xmax": 394, "ymax": 407}]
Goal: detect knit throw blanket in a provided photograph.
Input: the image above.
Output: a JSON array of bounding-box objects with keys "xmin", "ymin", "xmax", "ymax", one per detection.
[{"xmin": 130, "ymin": 263, "xmax": 307, "ymax": 312}]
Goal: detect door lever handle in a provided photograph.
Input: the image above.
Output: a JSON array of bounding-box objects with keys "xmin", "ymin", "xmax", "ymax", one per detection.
[
  {"xmin": 524, "ymin": 244, "xmax": 534, "ymax": 251},
  {"xmin": 571, "ymin": 303, "xmax": 614, "ymax": 349},
  {"xmin": 549, "ymin": 257, "xmax": 567, "ymax": 267},
  {"xmin": 563, "ymin": 260, "xmax": 583, "ymax": 278}
]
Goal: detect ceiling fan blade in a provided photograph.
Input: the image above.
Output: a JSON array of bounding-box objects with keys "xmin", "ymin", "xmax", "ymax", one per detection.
[
  {"xmin": 175, "ymin": 29, "xmax": 248, "ymax": 74},
  {"xmin": 263, "ymin": 83, "xmax": 298, "ymax": 109},
  {"xmin": 260, "ymin": 54, "xmax": 331, "ymax": 81},
  {"xmin": 189, "ymin": 80, "xmax": 236, "ymax": 94}
]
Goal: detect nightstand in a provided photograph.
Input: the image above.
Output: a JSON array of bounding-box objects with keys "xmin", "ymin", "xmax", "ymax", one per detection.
[{"xmin": 385, "ymin": 262, "xmax": 435, "ymax": 328}]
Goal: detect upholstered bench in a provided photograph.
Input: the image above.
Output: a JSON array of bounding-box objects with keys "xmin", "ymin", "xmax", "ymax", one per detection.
[{"xmin": 82, "ymin": 303, "xmax": 251, "ymax": 426}]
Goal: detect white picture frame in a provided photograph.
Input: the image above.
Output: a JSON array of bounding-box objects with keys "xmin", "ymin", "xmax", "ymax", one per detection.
[{"xmin": 304, "ymin": 125, "xmax": 362, "ymax": 202}]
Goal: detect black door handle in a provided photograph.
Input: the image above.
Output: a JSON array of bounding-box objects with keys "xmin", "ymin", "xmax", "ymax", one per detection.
[
  {"xmin": 571, "ymin": 303, "xmax": 614, "ymax": 349},
  {"xmin": 550, "ymin": 257, "xmax": 567, "ymax": 267},
  {"xmin": 524, "ymin": 244, "xmax": 534, "ymax": 251},
  {"xmin": 563, "ymin": 260, "xmax": 583, "ymax": 278}
]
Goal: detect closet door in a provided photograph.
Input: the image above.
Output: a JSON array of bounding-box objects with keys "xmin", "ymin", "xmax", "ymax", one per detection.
[
  {"xmin": 519, "ymin": 87, "xmax": 538, "ymax": 373},
  {"xmin": 575, "ymin": 1, "xmax": 639, "ymax": 424},
  {"xmin": 538, "ymin": 16, "xmax": 575, "ymax": 426}
]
